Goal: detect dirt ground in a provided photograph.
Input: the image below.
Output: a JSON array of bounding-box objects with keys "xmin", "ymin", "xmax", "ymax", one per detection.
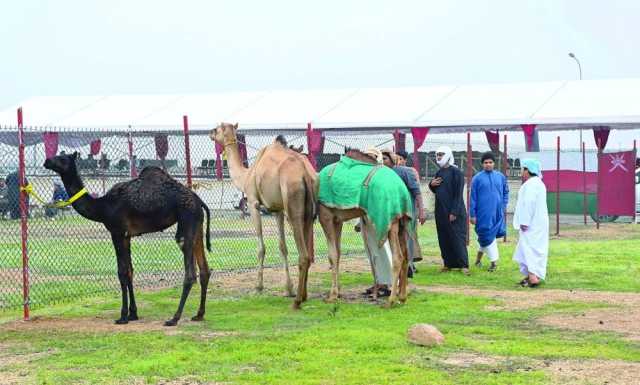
[
  {"xmin": 421, "ymin": 285, "xmax": 640, "ymax": 341},
  {"xmin": 438, "ymin": 351, "xmax": 640, "ymax": 385},
  {"xmin": 3, "ymin": 258, "xmax": 640, "ymax": 385},
  {"xmin": 0, "ymin": 342, "xmax": 53, "ymax": 385}
]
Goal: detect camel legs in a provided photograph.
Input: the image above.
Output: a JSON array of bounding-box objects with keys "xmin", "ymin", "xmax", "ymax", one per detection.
[
  {"xmin": 111, "ymin": 233, "xmax": 137, "ymax": 324},
  {"xmin": 291, "ymin": 213, "xmax": 312, "ymax": 309},
  {"xmin": 165, "ymin": 217, "xmax": 198, "ymax": 326},
  {"xmin": 398, "ymin": 222, "xmax": 409, "ymax": 304},
  {"xmin": 126, "ymin": 254, "xmax": 138, "ymax": 321},
  {"xmin": 296, "ymin": 215, "xmax": 315, "ymax": 305},
  {"xmin": 276, "ymin": 212, "xmax": 294, "ymax": 297},
  {"xmin": 319, "ymin": 206, "xmax": 343, "ymax": 303},
  {"xmin": 251, "ymin": 204, "xmax": 267, "ymax": 292},
  {"xmin": 386, "ymin": 221, "xmax": 402, "ymax": 308},
  {"xmin": 191, "ymin": 224, "xmax": 210, "ymax": 321}
]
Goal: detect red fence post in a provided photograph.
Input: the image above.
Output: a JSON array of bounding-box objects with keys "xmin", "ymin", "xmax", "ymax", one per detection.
[
  {"xmin": 18, "ymin": 107, "xmax": 30, "ymax": 321},
  {"xmin": 183, "ymin": 115, "xmax": 193, "ymax": 188},
  {"xmin": 634, "ymin": 140, "xmax": 637, "ymax": 224},
  {"xmin": 596, "ymin": 138, "xmax": 602, "ymax": 230},
  {"xmin": 503, "ymin": 134, "xmax": 508, "ymax": 242},
  {"xmin": 466, "ymin": 132, "xmax": 472, "ymax": 246},
  {"xmin": 582, "ymin": 141, "xmax": 587, "ymax": 225},
  {"xmin": 556, "ymin": 136, "xmax": 560, "ymax": 236}
]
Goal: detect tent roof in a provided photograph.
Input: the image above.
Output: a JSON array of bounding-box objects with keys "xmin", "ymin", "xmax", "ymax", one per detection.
[{"xmin": 2, "ymin": 78, "xmax": 640, "ymax": 133}]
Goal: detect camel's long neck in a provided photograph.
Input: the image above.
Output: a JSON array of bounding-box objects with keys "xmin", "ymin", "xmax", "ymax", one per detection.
[
  {"xmin": 60, "ymin": 167, "xmax": 104, "ymax": 222},
  {"xmin": 224, "ymin": 140, "xmax": 249, "ymax": 192}
]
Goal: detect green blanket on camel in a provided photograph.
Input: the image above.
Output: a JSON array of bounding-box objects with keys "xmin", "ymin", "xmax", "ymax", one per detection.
[{"xmin": 319, "ymin": 156, "xmax": 413, "ymax": 247}]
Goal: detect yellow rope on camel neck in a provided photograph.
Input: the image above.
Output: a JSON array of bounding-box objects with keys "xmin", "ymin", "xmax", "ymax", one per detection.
[{"xmin": 20, "ymin": 183, "xmax": 88, "ymax": 208}]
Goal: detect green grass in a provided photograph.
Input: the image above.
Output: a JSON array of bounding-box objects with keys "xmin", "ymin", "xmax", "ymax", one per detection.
[
  {"xmin": 1, "ymin": 219, "xmax": 639, "ymax": 384},
  {"xmin": 412, "ymin": 223, "xmax": 640, "ymax": 293},
  {"xmin": 0, "ymin": 280, "xmax": 637, "ymax": 385}
]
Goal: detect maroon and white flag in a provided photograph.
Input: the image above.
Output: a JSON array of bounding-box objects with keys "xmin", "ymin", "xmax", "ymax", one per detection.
[{"xmin": 598, "ymin": 150, "xmax": 636, "ymax": 216}]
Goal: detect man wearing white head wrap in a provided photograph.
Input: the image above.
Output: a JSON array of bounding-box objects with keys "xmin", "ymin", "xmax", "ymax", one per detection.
[
  {"xmin": 512, "ymin": 158, "xmax": 549, "ymax": 287},
  {"xmin": 363, "ymin": 147, "xmax": 384, "ymax": 164},
  {"xmin": 435, "ymin": 146, "xmax": 455, "ymax": 167},
  {"xmin": 429, "ymin": 146, "xmax": 469, "ymax": 274}
]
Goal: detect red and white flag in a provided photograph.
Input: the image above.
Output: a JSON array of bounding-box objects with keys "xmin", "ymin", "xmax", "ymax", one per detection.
[{"xmin": 598, "ymin": 150, "xmax": 636, "ymax": 216}]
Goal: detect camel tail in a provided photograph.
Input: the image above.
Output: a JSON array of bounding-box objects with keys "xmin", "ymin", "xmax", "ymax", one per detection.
[
  {"xmin": 201, "ymin": 200, "xmax": 212, "ymax": 252},
  {"xmin": 302, "ymin": 174, "xmax": 317, "ymax": 262}
]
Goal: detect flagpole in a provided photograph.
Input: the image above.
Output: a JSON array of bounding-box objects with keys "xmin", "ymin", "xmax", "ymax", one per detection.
[
  {"xmin": 582, "ymin": 141, "xmax": 587, "ymax": 225},
  {"xmin": 634, "ymin": 140, "xmax": 637, "ymax": 224}
]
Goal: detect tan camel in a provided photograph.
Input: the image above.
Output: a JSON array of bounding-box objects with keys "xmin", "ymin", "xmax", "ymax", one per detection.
[
  {"xmin": 314, "ymin": 149, "xmax": 411, "ymax": 307},
  {"xmin": 209, "ymin": 123, "xmax": 318, "ymax": 308}
]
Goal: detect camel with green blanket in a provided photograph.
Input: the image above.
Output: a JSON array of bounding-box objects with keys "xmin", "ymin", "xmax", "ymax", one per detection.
[{"xmin": 317, "ymin": 149, "xmax": 413, "ymax": 307}]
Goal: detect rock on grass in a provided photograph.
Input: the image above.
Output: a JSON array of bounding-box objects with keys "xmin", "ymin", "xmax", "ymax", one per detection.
[{"xmin": 407, "ymin": 324, "xmax": 444, "ymax": 347}]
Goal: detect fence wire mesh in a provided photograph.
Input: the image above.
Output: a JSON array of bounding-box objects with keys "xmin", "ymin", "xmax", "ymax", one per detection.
[{"xmin": 1, "ymin": 126, "xmax": 635, "ymax": 310}]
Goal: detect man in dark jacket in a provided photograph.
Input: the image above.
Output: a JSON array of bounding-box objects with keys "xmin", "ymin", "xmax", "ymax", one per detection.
[
  {"xmin": 382, "ymin": 149, "xmax": 426, "ymax": 277},
  {"xmin": 5, "ymin": 171, "xmax": 29, "ymax": 219},
  {"xmin": 428, "ymin": 146, "xmax": 469, "ymax": 275}
]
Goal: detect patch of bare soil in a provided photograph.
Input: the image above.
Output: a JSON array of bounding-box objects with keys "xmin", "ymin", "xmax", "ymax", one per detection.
[
  {"xmin": 212, "ymin": 256, "xmax": 372, "ymax": 295},
  {"xmin": 439, "ymin": 352, "xmax": 503, "ymax": 367},
  {"xmin": 421, "ymin": 285, "xmax": 640, "ymax": 311},
  {"xmin": 545, "ymin": 359, "xmax": 640, "ymax": 385},
  {"xmin": 540, "ymin": 307, "xmax": 640, "ymax": 341},
  {"xmin": 0, "ymin": 342, "xmax": 49, "ymax": 385},
  {"xmin": 0, "ymin": 316, "xmax": 222, "ymax": 336},
  {"xmin": 422, "ymin": 285, "xmax": 640, "ymax": 342},
  {"xmin": 438, "ymin": 352, "xmax": 640, "ymax": 385},
  {"xmin": 212, "ymin": 256, "xmax": 390, "ymax": 306}
]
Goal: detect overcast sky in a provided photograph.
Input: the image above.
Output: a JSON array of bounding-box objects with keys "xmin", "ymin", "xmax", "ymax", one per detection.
[
  {"xmin": 2, "ymin": 0, "xmax": 639, "ymax": 110},
  {"xmin": 2, "ymin": 0, "xmax": 639, "ymax": 149}
]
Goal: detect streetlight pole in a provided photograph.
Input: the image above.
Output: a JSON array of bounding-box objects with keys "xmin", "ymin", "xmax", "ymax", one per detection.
[
  {"xmin": 569, "ymin": 52, "xmax": 583, "ymax": 146},
  {"xmin": 568, "ymin": 52, "xmax": 582, "ymax": 80}
]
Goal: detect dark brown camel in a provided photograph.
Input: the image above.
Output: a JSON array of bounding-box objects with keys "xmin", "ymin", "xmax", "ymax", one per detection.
[{"xmin": 44, "ymin": 152, "xmax": 211, "ymax": 326}]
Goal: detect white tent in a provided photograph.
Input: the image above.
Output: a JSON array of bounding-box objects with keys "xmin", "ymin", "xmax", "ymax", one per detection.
[{"xmin": 1, "ymin": 79, "xmax": 639, "ymax": 150}]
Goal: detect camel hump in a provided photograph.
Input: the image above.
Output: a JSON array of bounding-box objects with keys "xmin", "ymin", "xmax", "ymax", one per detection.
[{"xmin": 138, "ymin": 166, "xmax": 170, "ymax": 179}]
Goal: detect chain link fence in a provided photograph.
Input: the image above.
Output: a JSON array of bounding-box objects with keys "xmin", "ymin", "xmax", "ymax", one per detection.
[{"xmin": 2, "ymin": 125, "xmax": 632, "ymax": 311}]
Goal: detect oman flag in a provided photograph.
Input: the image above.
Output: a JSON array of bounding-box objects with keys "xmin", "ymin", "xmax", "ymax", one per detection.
[{"xmin": 598, "ymin": 151, "xmax": 636, "ymax": 216}]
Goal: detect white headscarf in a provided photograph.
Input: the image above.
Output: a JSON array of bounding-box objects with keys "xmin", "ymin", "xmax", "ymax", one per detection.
[
  {"xmin": 363, "ymin": 147, "xmax": 384, "ymax": 164},
  {"xmin": 436, "ymin": 146, "xmax": 455, "ymax": 167}
]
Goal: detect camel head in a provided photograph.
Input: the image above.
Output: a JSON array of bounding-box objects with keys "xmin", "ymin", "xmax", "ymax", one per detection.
[
  {"xmin": 290, "ymin": 145, "xmax": 304, "ymax": 153},
  {"xmin": 210, "ymin": 122, "xmax": 238, "ymax": 146},
  {"xmin": 44, "ymin": 152, "xmax": 79, "ymax": 176}
]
